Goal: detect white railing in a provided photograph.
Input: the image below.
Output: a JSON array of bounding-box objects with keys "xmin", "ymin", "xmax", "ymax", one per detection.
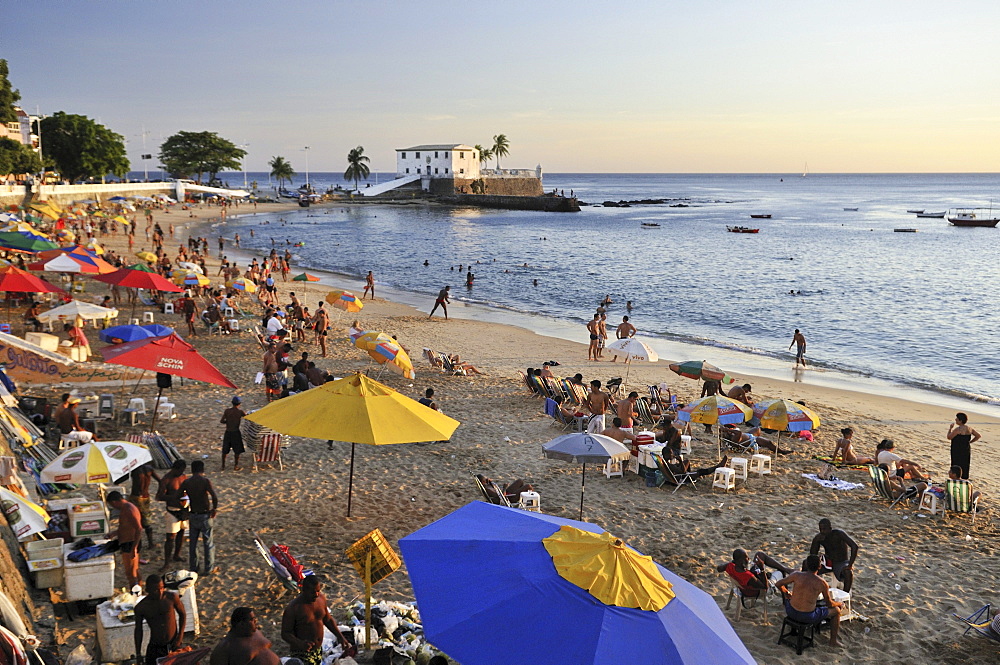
[{"xmin": 480, "ymin": 168, "xmax": 540, "ymax": 178}]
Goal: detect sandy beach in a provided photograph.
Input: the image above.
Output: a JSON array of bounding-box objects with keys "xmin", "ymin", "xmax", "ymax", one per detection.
[{"xmin": 44, "ymin": 200, "xmax": 1000, "ymax": 665}]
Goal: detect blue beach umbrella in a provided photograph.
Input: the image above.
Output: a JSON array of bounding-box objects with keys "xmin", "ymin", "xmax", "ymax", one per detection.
[
  {"xmin": 99, "ymin": 325, "xmax": 157, "ymax": 344},
  {"xmin": 141, "ymin": 324, "xmax": 176, "ymax": 338},
  {"xmin": 399, "ymin": 502, "xmax": 756, "ymax": 665}
]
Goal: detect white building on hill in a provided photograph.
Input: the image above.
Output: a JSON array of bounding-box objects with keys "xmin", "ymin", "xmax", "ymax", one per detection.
[{"xmin": 396, "ymin": 144, "xmax": 480, "ymax": 179}]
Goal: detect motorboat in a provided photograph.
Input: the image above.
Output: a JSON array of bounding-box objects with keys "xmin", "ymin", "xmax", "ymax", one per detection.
[
  {"xmin": 916, "ymin": 211, "xmax": 946, "ymax": 218},
  {"xmin": 749, "ymin": 214, "xmax": 771, "ymax": 219},
  {"xmin": 640, "ymin": 222, "xmax": 661, "ymax": 227},
  {"xmin": 843, "ymin": 207, "xmax": 859, "ymax": 211},
  {"xmin": 893, "ymin": 228, "xmax": 918, "ymax": 233},
  {"xmin": 906, "ymin": 209, "xmax": 924, "ymax": 214},
  {"xmin": 947, "ymin": 208, "xmax": 999, "ymax": 227},
  {"xmin": 727, "ymin": 226, "xmax": 760, "ymax": 233}
]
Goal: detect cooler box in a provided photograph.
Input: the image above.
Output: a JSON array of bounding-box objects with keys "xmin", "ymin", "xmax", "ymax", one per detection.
[
  {"xmin": 63, "ymin": 541, "xmax": 115, "ymax": 602},
  {"xmin": 632, "ymin": 431, "xmax": 655, "ymax": 474},
  {"xmin": 44, "ymin": 497, "xmax": 89, "ymax": 541},
  {"xmin": 25, "ymin": 332, "xmax": 59, "ymax": 352},
  {"xmin": 70, "ymin": 502, "xmax": 108, "ymax": 539},
  {"xmin": 25, "ymin": 538, "xmax": 64, "ymax": 589}
]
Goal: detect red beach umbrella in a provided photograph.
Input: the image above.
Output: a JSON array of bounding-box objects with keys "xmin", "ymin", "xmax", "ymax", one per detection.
[
  {"xmin": 0, "ymin": 265, "xmax": 65, "ymax": 294},
  {"xmin": 94, "ymin": 264, "xmax": 183, "ymax": 292}
]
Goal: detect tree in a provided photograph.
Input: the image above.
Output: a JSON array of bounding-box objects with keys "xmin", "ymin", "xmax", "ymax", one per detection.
[
  {"xmin": 158, "ymin": 131, "xmax": 246, "ymax": 184},
  {"xmin": 39, "ymin": 112, "xmax": 128, "ymax": 182},
  {"xmin": 0, "ymin": 60, "xmax": 20, "ymax": 125},
  {"xmin": 344, "ymin": 145, "xmax": 371, "ymax": 192},
  {"xmin": 0, "ymin": 138, "xmax": 41, "ymax": 176},
  {"xmin": 269, "ymin": 156, "xmax": 295, "ymax": 189},
  {"xmin": 474, "ymin": 144, "xmax": 492, "ymax": 169},
  {"xmin": 491, "ymin": 134, "xmax": 510, "ymax": 170}
]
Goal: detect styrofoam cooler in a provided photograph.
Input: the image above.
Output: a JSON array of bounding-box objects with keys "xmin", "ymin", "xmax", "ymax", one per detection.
[
  {"xmin": 25, "ymin": 538, "xmax": 64, "ymax": 588},
  {"xmin": 632, "ymin": 431, "xmax": 655, "ymax": 475},
  {"xmin": 70, "ymin": 502, "xmax": 108, "ymax": 539},
  {"xmin": 62, "ymin": 541, "xmax": 115, "ymax": 601}
]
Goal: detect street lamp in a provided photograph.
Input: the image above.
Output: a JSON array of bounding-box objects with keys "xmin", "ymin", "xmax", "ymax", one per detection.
[
  {"xmin": 304, "ymin": 146, "xmax": 310, "ymax": 189},
  {"xmin": 240, "ymin": 142, "xmax": 249, "ymax": 189}
]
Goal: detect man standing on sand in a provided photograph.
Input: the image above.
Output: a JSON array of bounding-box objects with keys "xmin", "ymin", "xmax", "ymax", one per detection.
[
  {"xmin": 616, "ymin": 392, "xmax": 640, "ymax": 430},
  {"xmin": 281, "ymin": 576, "xmax": 351, "ymax": 665},
  {"xmin": 128, "ymin": 464, "xmax": 160, "ymax": 557},
  {"xmin": 597, "ymin": 313, "xmax": 608, "ymax": 360},
  {"xmin": 584, "ymin": 380, "xmax": 613, "ymax": 433},
  {"xmin": 363, "ymin": 271, "xmax": 375, "ymax": 299},
  {"xmin": 789, "ymin": 329, "xmax": 807, "ymax": 367},
  {"xmin": 210, "ymin": 608, "xmax": 280, "ymax": 665},
  {"xmin": 155, "ymin": 460, "xmax": 188, "ymax": 571},
  {"xmin": 220, "ymin": 397, "xmax": 246, "ymax": 471},
  {"xmin": 180, "ymin": 460, "xmax": 218, "ymax": 575},
  {"xmin": 134, "ymin": 574, "xmax": 186, "ymax": 665},
  {"xmin": 809, "ymin": 518, "xmax": 859, "ymax": 593},
  {"xmin": 180, "ymin": 291, "xmax": 197, "ymax": 337},
  {"xmin": 611, "ymin": 316, "xmax": 636, "ymax": 362},
  {"xmin": 775, "ymin": 555, "xmax": 842, "ymax": 647},
  {"xmin": 106, "ymin": 491, "xmax": 143, "ymax": 589},
  {"xmin": 428, "ymin": 286, "xmax": 451, "ymax": 319},
  {"xmin": 586, "ymin": 314, "xmax": 600, "ymax": 361},
  {"xmin": 312, "ymin": 303, "xmax": 329, "ymax": 357}
]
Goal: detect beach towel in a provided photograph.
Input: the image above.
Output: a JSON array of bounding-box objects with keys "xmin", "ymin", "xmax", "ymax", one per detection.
[
  {"xmin": 812, "ymin": 456, "xmax": 869, "ymax": 471},
  {"xmin": 269, "ymin": 543, "xmax": 305, "ymax": 583},
  {"xmin": 67, "ymin": 541, "xmax": 117, "ymax": 562},
  {"xmin": 801, "ymin": 473, "xmax": 865, "ymax": 491}
]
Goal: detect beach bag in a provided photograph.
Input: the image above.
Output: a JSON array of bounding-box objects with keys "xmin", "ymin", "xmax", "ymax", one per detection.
[{"xmin": 269, "ymin": 543, "xmax": 305, "ymax": 582}]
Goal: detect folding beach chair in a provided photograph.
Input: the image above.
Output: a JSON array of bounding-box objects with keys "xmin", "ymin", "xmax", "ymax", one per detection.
[
  {"xmin": 527, "ymin": 374, "xmax": 549, "ymax": 398},
  {"xmin": 250, "ymin": 531, "xmax": 300, "ymax": 596},
  {"xmin": 944, "ymin": 479, "xmax": 980, "ymax": 524},
  {"xmin": 952, "ymin": 604, "xmax": 1000, "ymax": 645},
  {"xmin": 605, "ymin": 377, "xmax": 623, "ymax": 400},
  {"xmin": 867, "ymin": 465, "xmax": 913, "ymax": 508},
  {"xmin": 634, "ymin": 397, "xmax": 658, "ymax": 428},
  {"xmin": 653, "ymin": 453, "xmax": 700, "ymax": 493},
  {"xmin": 474, "ymin": 474, "xmax": 512, "ymax": 507},
  {"xmin": 253, "ymin": 432, "xmax": 283, "ymax": 471},
  {"xmin": 543, "ymin": 398, "xmax": 573, "ymax": 431}
]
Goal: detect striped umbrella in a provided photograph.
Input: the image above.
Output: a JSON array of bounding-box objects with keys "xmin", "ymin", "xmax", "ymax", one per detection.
[
  {"xmin": 752, "ymin": 399, "xmax": 820, "ymax": 432},
  {"xmin": 326, "ymin": 290, "xmax": 364, "ymax": 312},
  {"xmin": 668, "ymin": 360, "xmax": 735, "ymax": 384},
  {"xmin": 292, "ymin": 272, "xmax": 321, "ymax": 282},
  {"xmin": 676, "ymin": 395, "xmax": 752, "ymax": 459},
  {"xmin": 174, "ymin": 271, "xmax": 210, "ymax": 287},
  {"xmin": 367, "ymin": 340, "xmax": 415, "ymax": 379},
  {"xmin": 226, "ymin": 277, "xmax": 257, "ymax": 293}
]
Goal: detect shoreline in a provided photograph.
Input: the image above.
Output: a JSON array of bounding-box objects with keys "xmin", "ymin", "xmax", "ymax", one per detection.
[{"xmin": 203, "ymin": 203, "xmax": 1000, "ymax": 421}]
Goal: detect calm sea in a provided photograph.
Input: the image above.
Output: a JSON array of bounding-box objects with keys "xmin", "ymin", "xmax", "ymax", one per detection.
[{"xmin": 206, "ymin": 172, "xmax": 1000, "ymax": 408}]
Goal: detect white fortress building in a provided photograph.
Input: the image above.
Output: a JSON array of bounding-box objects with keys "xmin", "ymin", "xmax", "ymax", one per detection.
[{"xmin": 395, "ymin": 144, "xmax": 480, "ymax": 179}]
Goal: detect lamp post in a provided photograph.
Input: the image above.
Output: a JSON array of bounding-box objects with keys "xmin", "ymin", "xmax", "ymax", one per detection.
[
  {"xmin": 240, "ymin": 142, "xmax": 249, "ymax": 189},
  {"xmin": 304, "ymin": 146, "xmax": 310, "ymax": 190}
]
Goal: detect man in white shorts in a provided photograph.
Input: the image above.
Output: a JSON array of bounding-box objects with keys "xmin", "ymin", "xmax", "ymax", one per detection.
[{"xmin": 156, "ymin": 460, "xmax": 188, "ymax": 570}]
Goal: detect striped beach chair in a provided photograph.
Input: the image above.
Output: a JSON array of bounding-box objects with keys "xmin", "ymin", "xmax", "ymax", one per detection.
[
  {"xmin": 944, "ymin": 479, "xmax": 980, "ymax": 524},
  {"xmin": 867, "ymin": 465, "xmax": 913, "ymax": 508},
  {"xmin": 253, "ymin": 432, "xmax": 283, "ymax": 471}
]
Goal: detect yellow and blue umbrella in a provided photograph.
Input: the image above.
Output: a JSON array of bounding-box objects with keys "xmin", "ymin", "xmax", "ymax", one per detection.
[
  {"xmin": 174, "ymin": 271, "xmax": 210, "ymax": 287},
  {"xmin": 326, "ymin": 289, "xmax": 363, "ymax": 312},
  {"xmin": 366, "ymin": 340, "xmax": 415, "ymax": 379},
  {"xmin": 39, "ymin": 441, "xmax": 152, "ymax": 485},
  {"xmin": 226, "ymin": 277, "xmax": 257, "ymax": 293},
  {"xmin": 752, "ymin": 398, "xmax": 820, "ymax": 433},
  {"xmin": 399, "ymin": 502, "xmax": 756, "ymax": 665}
]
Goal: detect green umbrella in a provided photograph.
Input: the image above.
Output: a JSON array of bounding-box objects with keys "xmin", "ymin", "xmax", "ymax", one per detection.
[
  {"xmin": 667, "ymin": 360, "xmax": 736, "ymax": 384},
  {"xmin": 292, "ymin": 272, "xmax": 321, "ymax": 282},
  {"xmin": 0, "ymin": 232, "xmax": 59, "ymax": 253}
]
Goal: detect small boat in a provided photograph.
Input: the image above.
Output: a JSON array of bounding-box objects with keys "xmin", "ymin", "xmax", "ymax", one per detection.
[
  {"xmin": 293, "ymin": 242, "xmax": 306, "ymax": 247},
  {"xmin": 749, "ymin": 214, "xmax": 771, "ymax": 219},
  {"xmin": 727, "ymin": 226, "xmax": 760, "ymax": 234},
  {"xmin": 906, "ymin": 209, "xmax": 924, "ymax": 214},
  {"xmin": 893, "ymin": 228, "xmax": 918, "ymax": 233},
  {"xmin": 948, "ymin": 208, "xmax": 1000, "ymax": 227},
  {"xmin": 843, "ymin": 207, "xmax": 859, "ymax": 211},
  {"xmin": 298, "ymin": 195, "xmax": 311, "ymax": 208},
  {"xmin": 916, "ymin": 211, "xmax": 946, "ymax": 218},
  {"xmin": 640, "ymin": 222, "xmax": 661, "ymax": 227}
]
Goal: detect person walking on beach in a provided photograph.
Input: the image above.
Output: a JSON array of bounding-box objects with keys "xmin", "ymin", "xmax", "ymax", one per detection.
[
  {"xmin": 597, "ymin": 313, "xmax": 608, "ymax": 359},
  {"xmin": 180, "ymin": 292, "xmax": 197, "ymax": 338},
  {"xmin": 363, "ymin": 271, "xmax": 375, "ymax": 299},
  {"xmin": 586, "ymin": 314, "xmax": 600, "ymax": 361},
  {"xmin": 180, "ymin": 460, "xmax": 218, "ymax": 575},
  {"xmin": 128, "ymin": 464, "xmax": 160, "ymax": 556},
  {"xmin": 220, "ymin": 397, "xmax": 246, "ymax": 470},
  {"xmin": 789, "ymin": 329, "xmax": 807, "ymax": 367},
  {"xmin": 134, "ymin": 574, "xmax": 186, "ymax": 665},
  {"xmin": 946, "ymin": 412, "xmax": 981, "ymax": 479},
  {"xmin": 428, "ymin": 286, "xmax": 451, "ymax": 319}
]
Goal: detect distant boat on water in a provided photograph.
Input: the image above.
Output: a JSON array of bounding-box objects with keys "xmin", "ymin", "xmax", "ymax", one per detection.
[
  {"xmin": 802, "ymin": 163, "xmax": 808, "ymax": 177},
  {"xmin": 948, "ymin": 208, "xmax": 1000, "ymax": 227},
  {"xmin": 727, "ymin": 226, "xmax": 760, "ymax": 234},
  {"xmin": 916, "ymin": 211, "xmax": 945, "ymax": 218},
  {"xmin": 843, "ymin": 207, "xmax": 859, "ymax": 211},
  {"xmin": 640, "ymin": 222, "xmax": 661, "ymax": 228},
  {"xmin": 749, "ymin": 214, "xmax": 771, "ymax": 219},
  {"xmin": 906, "ymin": 209, "xmax": 924, "ymax": 214}
]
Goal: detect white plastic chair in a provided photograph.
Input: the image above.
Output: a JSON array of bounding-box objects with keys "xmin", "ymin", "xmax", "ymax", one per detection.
[
  {"xmin": 163, "ymin": 303, "xmax": 175, "ymax": 314},
  {"xmin": 142, "ymin": 312, "xmax": 154, "ymax": 323}
]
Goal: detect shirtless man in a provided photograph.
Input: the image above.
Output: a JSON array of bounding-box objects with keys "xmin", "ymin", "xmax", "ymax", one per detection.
[
  {"xmin": 134, "ymin": 574, "xmax": 186, "ymax": 665},
  {"xmin": 155, "ymin": 460, "xmax": 187, "ymax": 570},
  {"xmin": 789, "ymin": 329, "xmax": 807, "ymax": 367},
  {"xmin": 586, "ymin": 314, "xmax": 600, "ymax": 361},
  {"xmin": 312, "ymin": 304, "xmax": 329, "ymax": 357},
  {"xmin": 601, "ymin": 417, "xmax": 633, "ymax": 444},
  {"xmin": 809, "ymin": 518, "xmax": 859, "ymax": 593},
  {"xmin": 832, "ymin": 427, "xmax": 874, "ymax": 464},
  {"xmin": 597, "ymin": 313, "xmax": 608, "ymax": 359},
  {"xmin": 775, "ymin": 555, "xmax": 842, "ymax": 647},
  {"xmin": 210, "ymin": 608, "xmax": 280, "ymax": 665},
  {"xmin": 611, "ymin": 316, "xmax": 636, "ymax": 362},
  {"xmin": 281, "ymin": 576, "xmax": 350, "ymax": 665},
  {"xmin": 727, "ymin": 383, "xmax": 754, "ymax": 407},
  {"xmin": 428, "ymin": 286, "xmax": 451, "ymax": 319},
  {"xmin": 616, "ymin": 392, "xmax": 639, "ymax": 429},
  {"xmin": 128, "ymin": 464, "xmax": 159, "ymax": 552},
  {"xmin": 584, "ymin": 380, "xmax": 613, "ymax": 432},
  {"xmin": 363, "ymin": 271, "xmax": 375, "ymax": 300}
]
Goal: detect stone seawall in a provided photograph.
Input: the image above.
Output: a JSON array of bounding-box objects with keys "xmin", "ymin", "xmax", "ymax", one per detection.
[
  {"xmin": 428, "ymin": 177, "xmax": 543, "ymax": 197},
  {"xmin": 441, "ymin": 194, "xmax": 580, "ymax": 212}
]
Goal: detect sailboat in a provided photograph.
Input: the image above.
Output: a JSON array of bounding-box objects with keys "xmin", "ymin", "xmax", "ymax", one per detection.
[{"xmin": 802, "ymin": 163, "xmax": 809, "ymax": 178}]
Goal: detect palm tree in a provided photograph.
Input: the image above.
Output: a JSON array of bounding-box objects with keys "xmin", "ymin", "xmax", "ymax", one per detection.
[
  {"xmin": 474, "ymin": 144, "xmax": 493, "ymax": 170},
  {"xmin": 344, "ymin": 145, "xmax": 371, "ymax": 192},
  {"xmin": 491, "ymin": 134, "xmax": 510, "ymax": 170},
  {"xmin": 269, "ymin": 156, "xmax": 294, "ymax": 190}
]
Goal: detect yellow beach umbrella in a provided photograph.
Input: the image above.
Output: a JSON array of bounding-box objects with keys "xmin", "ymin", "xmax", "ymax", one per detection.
[
  {"xmin": 226, "ymin": 277, "xmax": 257, "ymax": 293},
  {"xmin": 326, "ymin": 290, "xmax": 364, "ymax": 312},
  {"xmin": 246, "ymin": 373, "xmax": 459, "ymax": 515},
  {"xmin": 0, "ymin": 487, "xmax": 51, "ymax": 541},
  {"xmin": 86, "ymin": 240, "xmax": 104, "ymax": 255},
  {"xmin": 542, "ymin": 525, "xmax": 675, "ymax": 611},
  {"xmin": 135, "ymin": 251, "xmax": 157, "ymax": 262},
  {"xmin": 39, "ymin": 440, "xmax": 153, "ymax": 486},
  {"xmin": 113, "ymin": 215, "xmax": 130, "ymax": 226},
  {"xmin": 29, "ymin": 202, "xmax": 62, "ymax": 221}
]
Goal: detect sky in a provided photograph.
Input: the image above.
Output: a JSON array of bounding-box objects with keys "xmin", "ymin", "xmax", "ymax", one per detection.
[{"xmin": 5, "ymin": 1, "xmax": 1000, "ymax": 173}]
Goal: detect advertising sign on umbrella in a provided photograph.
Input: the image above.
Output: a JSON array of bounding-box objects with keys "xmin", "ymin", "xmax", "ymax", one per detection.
[
  {"xmin": 0, "ymin": 487, "xmax": 51, "ymax": 540},
  {"xmin": 40, "ymin": 441, "xmax": 153, "ymax": 485}
]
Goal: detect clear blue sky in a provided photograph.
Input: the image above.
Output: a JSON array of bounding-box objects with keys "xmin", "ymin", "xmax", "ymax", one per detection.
[{"xmin": 6, "ymin": 1, "xmax": 1000, "ymax": 173}]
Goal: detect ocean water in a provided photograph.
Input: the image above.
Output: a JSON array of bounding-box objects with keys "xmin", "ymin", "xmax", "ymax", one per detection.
[{"xmin": 214, "ymin": 172, "xmax": 1000, "ymax": 407}]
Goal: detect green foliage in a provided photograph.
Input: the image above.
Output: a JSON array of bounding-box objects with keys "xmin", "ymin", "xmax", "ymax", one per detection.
[
  {"xmin": 470, "ymin": 178, "xmax": 486, "ymax": 194},
  {"xmin": 474, "ymin": 144, "xmax": 492, "ymax": 168},
  {"xmin": 491, "ymin": 134, "xmax": 510, "ymax": 169},
  {"xmin": 268, "ymin": 155, "xmax": 295, "ymax": 188},
  {"xmin": 0, "ymin": 60, "xmax": 20, "ymax": 125},
  {"xmin": 0, "ymin": 137, "xmax": 41, "ymax": 176},
  {"xmin": 158, "ymin": 131, "xmax": 246, "ymax": 183},
  {"xmin": 39, "ymin": 112, "xmax": 128, "ymax": 182},
  {"xmin": 344, "ymin": 145, "xmax": 371, "ymax": 191}
]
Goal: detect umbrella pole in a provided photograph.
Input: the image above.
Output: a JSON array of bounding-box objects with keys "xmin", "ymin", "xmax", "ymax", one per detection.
[
  {"xmin": 347, "ymin": 442, "xmax": 356, "ymax": 517},
  {"xmin": 579, "ymin": 462, "xmax": 586, "ymax": 522},
  {"xmin": 364, "ymin": 550, "xmax": 373, "ymax": 650},
  {"xmin": 149, "ymin": 385, "xmax": 162, "ymax": 431}
]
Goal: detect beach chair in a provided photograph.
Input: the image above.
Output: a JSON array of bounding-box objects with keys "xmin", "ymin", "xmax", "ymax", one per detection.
[
  {"xmin": 543, "ymin": 397, "xmax": 575, "ymax": 431},
  {"xmin": 518, "ymin": 371, "xmax": 536, "ymax": 395},
  {"xmin": 250, "ymin": 531, "xmax": 300, "ymax": 596},
  {"xmin": 605, "ymin": 377, "xmax": 623, "ymax": 400},
  {"xmin": 952, "ymin": 604, "xmax": 1000, "ymax": 645},
  {"xmin": 867, "ymin": 465, "xmax": 914, "ymax": 508},
  {"xmin": 543, "ymin": 377, "xmax": 565, "ymax": 400},
  {"xmin": 634, "ymin": 397, "xmax": 657, "ymax": 428},
  {"xmin": 649, "ymin": 385, "xmax": 668, "ymax": 412},
  {"xmin": 474, "ymin": 474, "xmax": 512, "ymax": 507},
  {"xmin": 440, "ymin": 354, "xmax": 468, "ymax": 376},
  {"xmin": 724, "ymin": 572, "xmax": 769, "ymax": 623},
  {"xmin": 253, "ymin": 432, "xmax": 284, "ymax": 471},
  {"xmin": 527, "ymin": 374, "xmax": 549, "ymax": 397},
  {"xmin": 944, "ymin": 479, "xmax": 980, "ymax": 524},
  {"xmin": 653, "ymin": 453, "xmax": 700, "ymax": 493}
]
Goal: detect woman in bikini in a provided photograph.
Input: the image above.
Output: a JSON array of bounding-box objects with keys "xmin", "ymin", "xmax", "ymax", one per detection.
[{"xmin": 832, "ymin": 427, "xmax": 874, "ymax": 464}]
